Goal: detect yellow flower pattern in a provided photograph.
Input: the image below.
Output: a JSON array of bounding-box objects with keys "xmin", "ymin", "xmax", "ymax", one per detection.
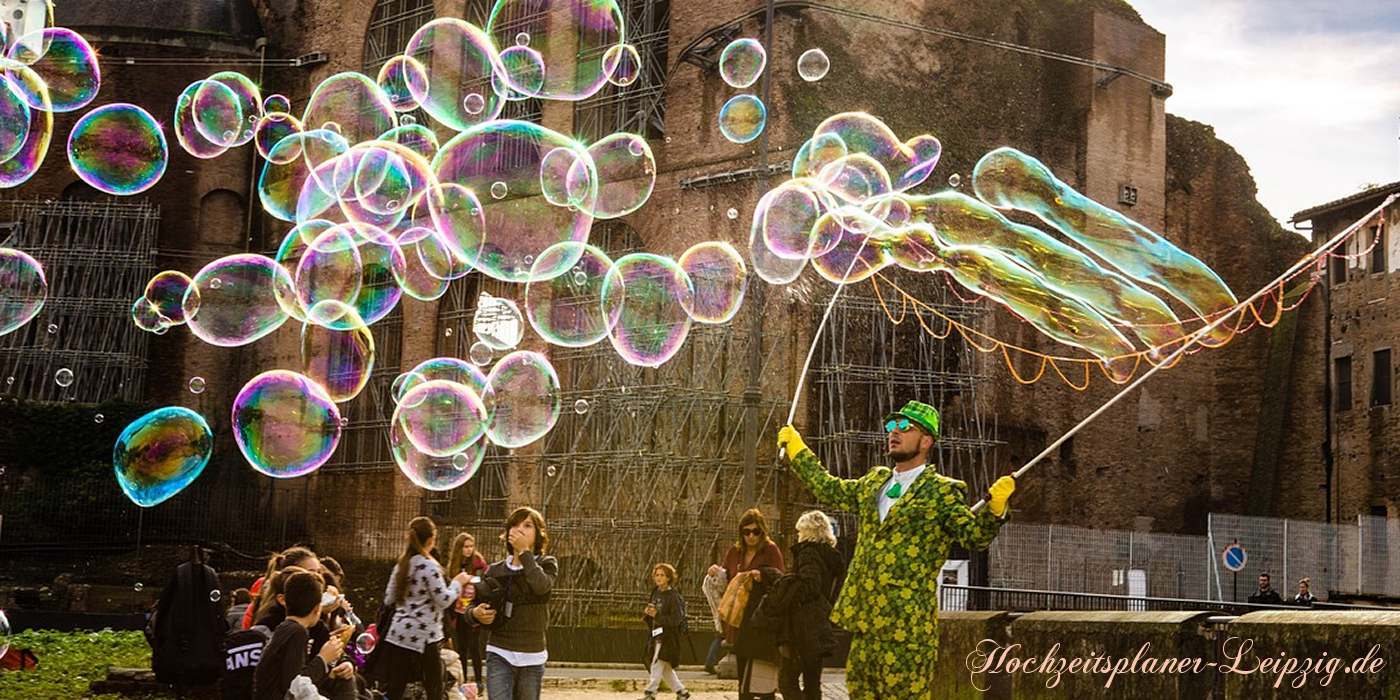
[{"xmin": 790, "ymin": 447, "xmax": 1007, "ymax": 699}]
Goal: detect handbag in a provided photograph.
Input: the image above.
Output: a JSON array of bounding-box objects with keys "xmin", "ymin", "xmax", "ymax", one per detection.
[{"xmin": 359, "ymin": 603, "xmax": 396, "ymax": 683}]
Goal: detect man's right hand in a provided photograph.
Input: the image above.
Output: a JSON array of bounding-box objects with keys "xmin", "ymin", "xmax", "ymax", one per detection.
[
  {"xmin": 777, "ymin": 425, "xmax": 809, "ymax": 459},
  {"xmin": 472, "ymin": 604, "xmax": 497, "ymax": 624}
]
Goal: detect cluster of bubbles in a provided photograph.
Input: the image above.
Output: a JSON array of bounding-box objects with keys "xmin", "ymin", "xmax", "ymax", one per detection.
[
  {"xmin": 715, "ymin": 41, "xmax": 829, "ymax": 144},
  {"xmin": 749, "ymin": 112, "xmax": 1239, "ymax": 381}
]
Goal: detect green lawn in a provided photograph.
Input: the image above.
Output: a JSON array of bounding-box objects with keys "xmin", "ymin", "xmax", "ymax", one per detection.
[{"xmin": 0, "ymin": 630, "xmax": 158, "ymax": 700}]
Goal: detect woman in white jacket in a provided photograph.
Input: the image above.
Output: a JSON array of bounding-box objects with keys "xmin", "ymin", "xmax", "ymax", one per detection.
[{"xmin": 381, "ymin": 516, "xmax": 472, "ymax": 700}]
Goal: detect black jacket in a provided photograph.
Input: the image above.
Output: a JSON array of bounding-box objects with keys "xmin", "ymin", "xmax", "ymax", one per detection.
[
  {"xmin": 642, "ymin": 587, "xmax": 685, "ymax": 666},
  {"xmin": 784, "ymin": 541, "xmax": 846, "ymax": 661},
  {"xmin": 1247, "ymin": 588, "xmax": 1283, "ymax": 605},
  {"xmin": 733, "ymin": 565, "xmax": 785, "ymax": 663}
]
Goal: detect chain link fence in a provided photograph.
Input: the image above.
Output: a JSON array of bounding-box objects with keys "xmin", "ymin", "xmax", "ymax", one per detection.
[{"xmin": 987, "ymin": 514, "xmax": 1397, "ymax": 603}]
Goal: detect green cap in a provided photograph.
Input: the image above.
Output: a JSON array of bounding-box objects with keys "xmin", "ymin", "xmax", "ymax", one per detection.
[{"xmin": 884, "ymin": 400, "xmax": 940, "ymax": 440}]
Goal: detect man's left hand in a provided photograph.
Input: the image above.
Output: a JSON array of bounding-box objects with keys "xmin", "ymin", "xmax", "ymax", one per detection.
[{"xmin": 987, "ymin": 475, "xmax": 1015, "ymax": 517}]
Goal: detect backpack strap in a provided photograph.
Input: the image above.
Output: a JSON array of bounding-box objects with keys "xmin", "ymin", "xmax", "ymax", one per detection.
[{"xmin": 177, "ymin": 562, "xmax": 195, "ymax": 650}]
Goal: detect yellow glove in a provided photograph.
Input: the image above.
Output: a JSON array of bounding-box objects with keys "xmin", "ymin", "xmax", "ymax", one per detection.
[
  {"xmin": 987, "ymin": 475, "xmax": 1016, "ymax": 517},
  {"xmin": 777, "ymin": 425, "xmax": 810, "ymax": 458}
]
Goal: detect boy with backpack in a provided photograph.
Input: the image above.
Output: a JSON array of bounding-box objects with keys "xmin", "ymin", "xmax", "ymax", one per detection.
[
  {"xmin": 252, "ymin": 570, "xmax": 354, "ymax": 700},
  {"xmin": 640, "ymin": 563, "xmax": 690, "ymax": 700},
  {"xmin": 149, "ymin": 550, "xmax": 227, "ymax": 689}
]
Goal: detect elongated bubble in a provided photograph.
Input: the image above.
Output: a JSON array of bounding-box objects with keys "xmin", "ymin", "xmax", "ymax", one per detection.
[
  {"xmin": 973, "ymin": 147, "xmax": 1237, "ymax": 345},
  {"xmin": 185, "ymin": 254, "xmax": 295, "ymax": 347},
  {"xmin": 905, "ymin": 191, "xmax": 1186, "ymax": 353},
  {"xmin": 585, "ymin": 132, "xmax": 655, "ymax": 219},
  {"xmin": 301, "ymin": 300, "xmax": 376, "ymax": 403}
]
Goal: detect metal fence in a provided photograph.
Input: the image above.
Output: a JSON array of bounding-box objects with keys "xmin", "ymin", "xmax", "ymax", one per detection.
[
  {"xmin": 937, "ymin": 584, "xmax": 1395, "ymax": 616},
  {"xmin": 987, "ymin": 514, "xmax": 1400, "ymax": 603}
]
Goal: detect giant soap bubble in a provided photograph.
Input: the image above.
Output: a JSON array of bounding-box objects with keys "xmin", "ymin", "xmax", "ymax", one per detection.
[
  {"xmin": 185, "ymin": 255, "xmax": 296, "ymax": 347},
  {"xmin": 113, "ymin": 407, "xmax": 213, "ymax": 507},
  {"xmin": 486, "ymin": 0, "xmax": 625, "ymax": 101},
  {"xmin": 0, "ymin": 247, "xmax": 46, "ymax": 336},
  {"xmin": 67, "ymin": 103, "xmax": 168, "ymax": 195},
  {"xmin": 485, "ymin": 351, "xmax": 561, "ymax": 448},
  {"xmin": 232, "ymin": 370, "xmax": 342, "ymax": 478}
]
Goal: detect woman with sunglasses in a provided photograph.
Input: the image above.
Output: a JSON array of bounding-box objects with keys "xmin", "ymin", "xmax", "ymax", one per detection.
[{"xmin": 704, "ymin": 508, "xmax": 785, "ymax": 699}]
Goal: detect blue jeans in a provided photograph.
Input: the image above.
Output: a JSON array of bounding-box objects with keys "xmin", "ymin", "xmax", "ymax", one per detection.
[
  {"xmin": 705, "ymin": 634, "xmax": 725, "ymax": 669},
  {"xmin": 486, "ymin": 652, "xmax": 544, "ymax": 700}
]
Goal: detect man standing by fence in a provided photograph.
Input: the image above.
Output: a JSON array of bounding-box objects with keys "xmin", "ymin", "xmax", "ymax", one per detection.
[{"xmin": 777, "ymin": 400, "xmax": 1016, "ymax": 699}]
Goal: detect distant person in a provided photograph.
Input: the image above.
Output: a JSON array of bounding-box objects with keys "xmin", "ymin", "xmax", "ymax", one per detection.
[
  {"xmin": 226, "ymin": 587, "xmax": 252, "ymax": 629},
  {"xmin": 778, "ymin": 511, "xmax": 846, "ymax": 700},
  {"xmin": 244, "ymin": 546, "xmax": 320, "ymax": 630},
  {"xmin": 640, "ymin": 563, "xmax": 690, "ymax": 700},
  {"xmin": 251, "ymin": 569, "xmax": 354, "ymax": 700},
  {"xmin": 1293, "ymin": 577, "xmax": 1316, "ymax": 607},
  {"xmin": 381, "ymin": 516, "xmax": 473, "ymax": 700},
  {"xmin": 447, "ymin": 531, "xmax": 491, "ymax": 695},
  {"xmin": 705, "ymin": 508, "xmax": 785, "ymax": 698},
  {"xmin": 1247, "ymin": 572, "xmax": 1283, "ymax": 605},
  {"xmin": 469, "ymin": 507, "xmax": 558, "ymax": 700}
]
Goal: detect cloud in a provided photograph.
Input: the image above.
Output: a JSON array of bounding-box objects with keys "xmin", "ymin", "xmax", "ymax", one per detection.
[{"xmin": 1133, "ymin": 0, "xmax": 1400, "ymax": 222}]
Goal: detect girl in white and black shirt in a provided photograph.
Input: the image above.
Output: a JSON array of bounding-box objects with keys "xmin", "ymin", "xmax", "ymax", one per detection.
[{"xmin": 381, "ymin": 516, "xmax": 472, "ymax": 700}]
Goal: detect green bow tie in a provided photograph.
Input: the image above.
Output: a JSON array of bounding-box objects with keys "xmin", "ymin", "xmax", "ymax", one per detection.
[{"xmin": 885, "ymin": 482, "xmax": 904, "ymax": 499}]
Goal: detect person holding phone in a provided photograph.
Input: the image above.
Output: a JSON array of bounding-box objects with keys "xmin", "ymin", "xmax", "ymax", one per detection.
[
  {"xmin": 468, "ymin": 507, "xmax": 558, "ymax": 700},
  {"xmin": 380, "ymin": 516, "xmax": 474, "ymax": 700}
]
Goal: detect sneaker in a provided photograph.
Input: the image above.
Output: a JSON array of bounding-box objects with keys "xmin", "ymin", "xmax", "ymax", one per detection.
[
  {"xmin": 677, "ymin": 692, "xmax": 692, "ymax": 700},
  {"xmin": 638, "ymin": 692, "xmax": 657, "ymax": 700},
  {"xmin": 703, "ymin": 665, "xmax": 717, "ymax": 675}
]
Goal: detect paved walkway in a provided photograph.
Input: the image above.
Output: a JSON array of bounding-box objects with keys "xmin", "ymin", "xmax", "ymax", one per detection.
[{"xmin": 489, "ymin": 665, "xmax": 849, "ymax": 699}]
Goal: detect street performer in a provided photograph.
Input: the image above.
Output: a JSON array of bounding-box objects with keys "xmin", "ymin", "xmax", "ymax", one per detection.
[{"xmin": 777, "ymin": 400, "xmax": 1016, "ymax": 699}]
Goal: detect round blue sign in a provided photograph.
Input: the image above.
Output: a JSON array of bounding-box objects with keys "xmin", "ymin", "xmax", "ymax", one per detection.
[{"xmin": 1222, "ymin": 543, "xmax": 1247, "ymax": 572}]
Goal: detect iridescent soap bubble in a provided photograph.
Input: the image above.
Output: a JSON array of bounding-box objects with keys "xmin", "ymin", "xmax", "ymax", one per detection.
[
  {"xmin": 390, "ymin": 417, "xmax": 486, "ymax": 491},
  {"xmin": 379, "ymin": 122, "xmax": 440, "ymax": 162},
  {"xmin": 354, "ymin": 632, "xmax": 377, "ymax": 654},
  {"xmin": 499, "ymin": 45, "xmax": 547, "ymax": 96},
  {"xmin": 254, "ymin": 111, "xmax": 303, "ymax": 161},
  {"xmin": 485, "ymin": 351, "xmax": 561, "ymax": 448},
  {"xmin": 54, "ymin": 367, "xmax": 73, "ymax": 387},
  {"xmin": 602, "ymin": 253, "xmax": 695, "ymax": 367},
  {"xmin": 486, "ymin": 0, "xmax": 624, "ymax": 101},
  {"xmin": 423, "ymin": 182, "xmax": 486, "ymax": 272},
  {"xmin": 113, "ymin": 406, "xmax": 213, "ymax": 507},
  {"xmin": 404, "ymin": 19, "xmax": 505, "ymax": 131},
  {"xmin": 394, "ymin": 379, "xmax": 489, "ymax": 457},
  {"xmin": 757, "ymin": 180, "xmax": 824, "ymax": 260},
  {"xmin": 524, "ymin": 242, "xmax": 613, "ymax": 348},
  {"xmin": 257, "ymin": 129, "xmax": 349, "ymax": 221},
  {"xmin": 302, "ymin": 72, "xmax": 395, "ymax": 152},
  {"xmin": 679, "ymin": 241, "xmax": 747, "ymax": 324},
  {"xmin": 0, "ymin": 59, "xmax": 52, "ymax": 188},
  {"xmin": 376, "ymin": 55, "xmax": 429, "ymax": 112},
  {"xmin": 263, "ymin": 94, "xmax": 291, "ymax": 113},
  {"xmin": 807, "ymin": 112, "xmax": 941, "ymax": 192},
  {"xmin": 66, "ymin": 103, "xmax": 168, "ymax": 196},
  {"xmin": 191, "ymin": 78, "xmax": 244, "ymax": 148},
  {"xmin": 797, "ymin": 48, "xmax": 830, "ymax": 82},
  {"xmin": 301, "ymin": 301, "xmax": 376, "ymax": 403},
  {"xmin": 294, "ymin": 227, "xmax": 362, "ymax": 319},
  {"xmin": 0, "ymin": 76, "xmax": 31, "ymax": 162},
  {"xmin": 185, "ymin": 254, "xmax": 295, "ymax": 347},
  {"xmin": 586, "ymin": 132, "xmax": 655, "ymax": 219},
  {"xmin": 7, "ymin": 27, "xmax": 100, "ymax": 112},
  {"xmin": 603, "ymin": 43, "xmax": 641, "ymax": 87},
  {"xmin": 469, "ymin": 341, "xmax": 493, "ymax": 366},
  {"xmin": 392, "ymin": 227, "xmax": 450, "ymax": 301},
  {"xmin": 719, "ymin": 95, "xmax": 766, "ymax": 144},
  {"xmin": 174, "ymin": 80, "xmax": 228, "ymax": 159},
  {"xmin": 573, "ymin": 398, "xmax": 589, "ymax": 415},
  {"xmin": 433, "ymin": 120, "xmax": 598, "ymax": 282},
  {"xmin": 130, "ymin": 296, "xmax": 166, "ymax": 332},
  {"xmin": 395, "ymin": 357, "xmax": 493, "ymax": 411},
  {"xmin": 719, "ymin": 38, "xmax": 766, "ymax": 89},
  {"xmin": 231, "ymin": 370, "xmax": 342, "ymax": 478},
  {"xmin": 472, "ymin": 293, "xmax": 524, "ymax": 351},
  {"xmin": 188, "ymin": 376, "xmax": 206, "ymax": 394},
  {"xmin": 144, "ymin": 271, "xmax": 196, "ymax": 325},
  {"xmin": 0, "ymin": 247, "xmax": 47, "ymax": 336}
]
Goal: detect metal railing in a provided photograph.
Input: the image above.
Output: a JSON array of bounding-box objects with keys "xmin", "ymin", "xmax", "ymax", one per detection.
[{"xmin": 937, "ymin": 584, "xmax": 1397, "ymax": 617}]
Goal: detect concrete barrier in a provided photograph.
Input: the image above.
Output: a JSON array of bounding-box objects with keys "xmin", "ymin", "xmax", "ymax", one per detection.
[
  {"xmin": 1004, "ymin": 611, "xmax": 1216, "ymax": 699},
  {"xmin": 1222, "ymin": 610, "xmax": 1400, "ymax": 698},
  {"xmin": 935, "ymin": 611, "xmax": 1014, "ymax": 700}
]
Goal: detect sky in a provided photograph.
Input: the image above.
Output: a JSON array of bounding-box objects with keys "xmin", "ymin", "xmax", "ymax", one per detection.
[{"xmin": 1131, "ymin": 0, "xmax": 1400, "ymax": 226}]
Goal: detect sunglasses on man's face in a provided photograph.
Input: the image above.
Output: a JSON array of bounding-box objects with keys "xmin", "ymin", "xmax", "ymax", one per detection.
[
  {"xmin": 885, "ymin": 418, "xmax": 914, "ymax": 433},
  {"xmin": 742, "ymin": 527, "xmax": 762, "ymax": 536}
]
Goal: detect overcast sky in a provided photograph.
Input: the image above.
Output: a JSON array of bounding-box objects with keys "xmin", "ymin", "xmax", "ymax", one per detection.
[{"xmin": 1131, "ymin": 0, "xmax": 1400, "ymax": 225}]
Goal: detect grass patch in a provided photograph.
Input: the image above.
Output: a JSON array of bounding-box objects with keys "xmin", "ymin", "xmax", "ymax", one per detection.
[{"xmin": 0, "ymin": 630, "xmax": 156, "ymax": 700}]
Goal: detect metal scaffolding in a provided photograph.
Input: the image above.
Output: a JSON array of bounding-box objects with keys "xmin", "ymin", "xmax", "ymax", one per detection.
[{"xmin": 0, "ymin": 199, "xmax": 158, "ymax": 404}]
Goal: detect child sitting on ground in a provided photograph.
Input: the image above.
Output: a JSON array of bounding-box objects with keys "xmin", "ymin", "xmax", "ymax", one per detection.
[{"xmin": 252, "ymin": 570, "xmax": 355, "ymax": 700}]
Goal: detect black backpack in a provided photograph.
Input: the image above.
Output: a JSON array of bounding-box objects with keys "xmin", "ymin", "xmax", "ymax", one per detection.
[
  {"xmin": 221, "ymin": 625, "xmax": 272, "ymax": 700},
  {"xmin": 150, "ymin": 557, "xmax": 228, "ymax": 686}
]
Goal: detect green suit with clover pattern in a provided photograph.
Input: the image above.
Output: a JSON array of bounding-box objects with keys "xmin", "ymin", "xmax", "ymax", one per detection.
[{"xmin": 788, "ymin": 445, "xmax": 1007, "ymax": 699}]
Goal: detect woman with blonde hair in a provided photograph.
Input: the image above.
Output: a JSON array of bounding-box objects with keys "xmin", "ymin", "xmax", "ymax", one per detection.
[{"xmin": 778, "ymin": 510, "xmax": 846, "ymax": 700}]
